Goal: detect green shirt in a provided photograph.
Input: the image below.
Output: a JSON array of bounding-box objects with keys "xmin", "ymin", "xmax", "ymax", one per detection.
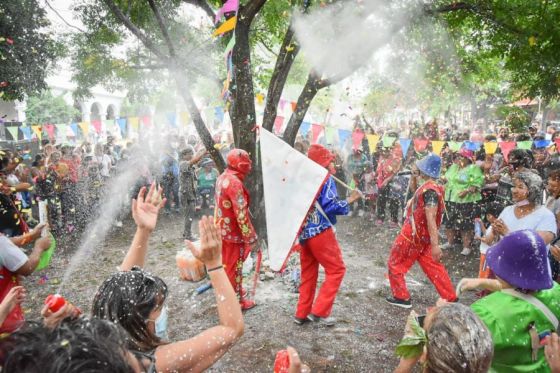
[
  {"xmin": 444, "ymin": 163, "xmax": 484, "ymax": 203},
  {"xmin": 471, "ymin": 283, "xmax": 560, "ymax": 372}
]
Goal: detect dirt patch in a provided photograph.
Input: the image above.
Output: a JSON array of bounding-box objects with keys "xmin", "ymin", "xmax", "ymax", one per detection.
[{"xmin": 23, "ymin": 213, "xmax": 479, "ymax": 372}]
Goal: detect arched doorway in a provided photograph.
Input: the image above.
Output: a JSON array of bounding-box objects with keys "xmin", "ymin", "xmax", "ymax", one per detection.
[
  {"xmin": 106, "ymin": 104, "xmax": 116, "ymax": 120},
  {"xmin": 90, "ymin": 102, "xmax": 102, "ymax": 121}
]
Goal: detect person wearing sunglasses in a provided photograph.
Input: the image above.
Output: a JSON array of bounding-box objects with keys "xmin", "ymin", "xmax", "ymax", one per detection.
[{"xmin": 92, "ymin": 183, "xmax": 244, "ymax": 372}]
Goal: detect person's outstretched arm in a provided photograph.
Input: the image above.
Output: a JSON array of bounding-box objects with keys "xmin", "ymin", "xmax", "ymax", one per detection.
[
  {"xmin": 155, "ymin": 216, "xmax": 244, "ymax": 373},
  {"xmin": 120, "ymin": 183, "xmax": 166, "ymax": 271}
]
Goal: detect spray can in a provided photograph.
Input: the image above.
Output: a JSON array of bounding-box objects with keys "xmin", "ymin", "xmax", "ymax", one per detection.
[
  {"xmin": 474, "ymin": 220, "xmax": 482, "ymax": 238},
  {"xmin": 273, "ymin": 349, "xmax": 290, "ymax": 373},
  {"xmin": 38, "ymin": 200, "xmax": 48, "ymax": 237},
  {"xmin": 44, "ymin": 294, "xmax": 81, "ymax": 315}
]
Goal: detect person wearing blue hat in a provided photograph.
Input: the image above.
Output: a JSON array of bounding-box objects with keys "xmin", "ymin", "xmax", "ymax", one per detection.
[{"xmin": 387, "ymin": 153, "xmax": 457, "ymax": 308}]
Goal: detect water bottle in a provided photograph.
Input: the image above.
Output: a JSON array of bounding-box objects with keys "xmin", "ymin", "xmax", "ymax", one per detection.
[{"xmin": 474, "ymin": 220, "xmax": 482, "ymax": 237}]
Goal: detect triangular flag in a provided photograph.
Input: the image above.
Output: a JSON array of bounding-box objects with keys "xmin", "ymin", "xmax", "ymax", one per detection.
[
  {"xmin": 448, "ymin": 141, "xmax": 463, "ymax": 152},
  {"xmin": 367, "ymin": 134, "xmax": 380, "ymax": 153},
  {"xmin": 70, "ymin": 123, "xmax": 79, "ymax": 137},
  {"xmin": 179, "ymin": 111, "xmax": 190, "ymax": 126},
  {"xmin": 431, "ymin": 140, "xmax": 445, "ymax": 156},
  {"xmin": 382, "ymin": 136, "xmax": 396, "ymax": 148},
  {"xmin": 256, "ymin": 93, "xmax": 264, "ymax": 105},
  {"xmin": 325, "ymin": 127, "xmax": 336, "ymax": 144},
  {"xmin": 6, "ymin": 126, "xmax": 19, "ymax": 141},
  {"xmin": 517, "ymin": 141, "xmax": 532, "ymax": 150},
  {"xmin": 91, "ymin": 120, "xmax": 102, "ymax": 134},
  {"xmin": 103, "ymin": 119, "xmax": 115, "ymax": 131},
  {"xmin": 21, "ymin": 126, "xmax": 31, "ymax": 140},
  {"xmin": 260, "ymin": 127, "xmax": 328, "ymax": 271},
  {"xmin": 464, "ymin": 141, "xmax": 481, "ymax": 151},
  {"xmin": 166, "ymin": 113, "xmax": 177, "ymax": 127},
  {"xmin": 224, "ymin": 35, "xmax": 235, "ymax": 56},
  {"xmin": 413, "ymin": 138, "xmax": 429, "ymax": 152},
  {"xmin": 484, "ymin": 142, "xmax": 498, "ymax": 155},
  {"xmin": 44, "ymin": 124, "xmax": 56, "ymax": 139},
  {"xmin": 215, "ymin": 107, "xmax": 224, "ymax": 123},
  {"xmin": 141, "ymin": 115, "xmax": 152, "ymax": 128},
  {"xmin": 399, "ymin": 138, "xmax": 411, "ymax": 158},
  {"xmin": 311, "ymin": 124, "xmax": 323, "ymax": 143},
  {"xmin": 79, "ymin": 121, "xmax": 90, "ymax": 136},
  {"xmin": 117, "ymin": 118, "xmax": 127, "ymax": 136},
  {"xmin": 291, "ymin": 101, "xmax": 297, "ymax": 112},
  {"xmin": 129, "ymin": 117, "xmax": 139, "ymax": 131},
  {"xmin": 32, "ymin": 125, "xmax": 42, "ymax": 140},
  {"xmin": 555, "ymin": 139, "xmax": 560, "ymax": 151},
  {"xmin": 338, "ymin": 129, "xmax": 351, "ymax": 148},
  {"xmin": 56, "ymin": 124, "xmax": 68, "ymax": 141},
  {"xmin": 279, "ymin": 99, "xmax": 286, "ymax": 111},
  {"xmin": 499, "ymin": 141, "xmax": 516, "ymax": 161},
  {"xmin": 212, "ymin": 16, "xmax": 237, "ymax": 37},
  {"xmin": 351, "ymin": 130, "xmax": 365, "ymax": 150},
  {"xmin": 273, "ymin": 116, "xmax": 284, "ymax": 134},
  {"xmin": 534, "ymin": 139, "xmax": 551, "ymax": 149},
  {"xmin": 299, "ymin": 122, "xmax": 311, "ymax": 137},
  {"xmin": 214, "ymin": 0, "xmax": 239, "ymax": 22}
]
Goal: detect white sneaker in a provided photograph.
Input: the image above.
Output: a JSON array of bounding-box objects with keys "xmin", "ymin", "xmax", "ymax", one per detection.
[
  {"xmin": 441, "ymin": 243, "xmax": 454, "ymax": 250},
  {"xmin": 460, "ymin": 247, "xmax": 471, "ymax": 256}
]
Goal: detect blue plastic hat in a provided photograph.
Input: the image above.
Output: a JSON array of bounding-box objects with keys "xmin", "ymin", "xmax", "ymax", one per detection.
[{"xmin": 415, "ymin": 153, "xmax": 441, "ymax": 179}]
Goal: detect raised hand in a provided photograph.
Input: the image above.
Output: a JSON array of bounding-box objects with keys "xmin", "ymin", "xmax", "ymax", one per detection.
[
  {"xmin": 132, "ymin": 182, "xmax": 166, "ymax": 232},
  {"xmin": 186, "ymin": 216, "xmax": 222, "ymax": 268}
]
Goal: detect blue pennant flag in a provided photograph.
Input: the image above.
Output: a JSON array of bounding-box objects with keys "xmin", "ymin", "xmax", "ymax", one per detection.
[
  {"xmin": 299, "ymin": 121, "xmax": 311, "ymax": 137},
  {"xmin": 215, "ymin": 107, "xmax": 225, "ymax": 123},
  {"xmin": 166, "ymin": 113, "xmax": 177, "ymax": 127},
  {"xmin": 464, "ymin": 141, "xmax": 481, "ymax": 151},
  {"xmin": 117, "ymin": 118, "xmax": 127, "ymax": 136},
  {"xmin": 21, "ymin": 126, "xmax": 32, "ymax": 140},
  {"xmin": 338, "ymin": 129, "xmax": 351, "ymax": 149},
  {"xmin": 399, "ymin": 138, "xmax": 412, "ymax": 158}
]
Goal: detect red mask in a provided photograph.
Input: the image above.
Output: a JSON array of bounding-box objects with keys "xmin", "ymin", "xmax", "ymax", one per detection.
[{"xmin": 227, "ymin": 149, "xmax": 252, "ymax": 176}]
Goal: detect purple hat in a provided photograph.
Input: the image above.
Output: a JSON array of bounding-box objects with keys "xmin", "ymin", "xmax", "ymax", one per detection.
[{"xmin": 486, "ymin": 230, "xmax": 552, "ymax": 291}]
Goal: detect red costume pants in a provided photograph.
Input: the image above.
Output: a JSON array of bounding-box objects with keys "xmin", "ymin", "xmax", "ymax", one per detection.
[
  {"xmin": 295, "ymin": 228, "xmax": 346, "ymax": 319},
  {"xmin": 222, "ymin": 241, "xmax": 250, "ymax": 298},
  {"xmin": 387, "ymin": 234, "xmax": 456, "ymax": 301}
]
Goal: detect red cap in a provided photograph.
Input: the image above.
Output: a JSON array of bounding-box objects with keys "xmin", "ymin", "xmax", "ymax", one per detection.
[
  {"xmin": 307, "ymin": 144, "xmax": 334, "ymax": 168},
  {"xmin": 45, "ymin": 294, "xmax": 66, "ymax": 313}
]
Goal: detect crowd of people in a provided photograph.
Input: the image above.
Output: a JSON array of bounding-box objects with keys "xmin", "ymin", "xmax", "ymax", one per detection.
[{"xmin": 3, "ymin": 118, "xmax": 560, "ymax": 372}]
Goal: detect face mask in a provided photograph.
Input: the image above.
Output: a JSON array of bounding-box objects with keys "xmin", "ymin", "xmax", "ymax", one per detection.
[
  {"xmin": 515, "ymin": 199, "xmax": 530, "ymax": 207},
  {"xmin": 149, "ymin": 305, "xmax": 168, "ymax": 340}
]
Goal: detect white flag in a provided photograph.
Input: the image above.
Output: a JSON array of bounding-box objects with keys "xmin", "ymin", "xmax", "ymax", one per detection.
[{"xmin": 260, "ymin": 128, "xmax": 328, "ymax": 271}]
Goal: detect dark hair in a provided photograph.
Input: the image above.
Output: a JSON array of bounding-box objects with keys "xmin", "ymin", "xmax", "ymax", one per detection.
[
  {"xmin": 92, "ymin": 267, "xmax": 168, "ymax": 351},
  {"xmin": 549, "ymin": 169, "xmax": 560, "ymax": 182},
  {"xmin": 508, "ymin": 149, "xmax": 533, "ymax": 169},
  {"xmin": 485, "ymin": 202, "xmax": 505, "ymax": 218},
  {"xmin": 0, "ymin": 319, "xmax": 133, "ymax": 373}
]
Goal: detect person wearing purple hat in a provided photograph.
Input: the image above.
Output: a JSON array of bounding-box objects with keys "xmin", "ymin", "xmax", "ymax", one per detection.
[{"xmin": 457, "ymin": 230, "xmax": 560, "ymax": 372}]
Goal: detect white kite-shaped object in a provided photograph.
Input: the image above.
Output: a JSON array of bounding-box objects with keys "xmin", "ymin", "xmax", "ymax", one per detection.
[{"xmin": 260, "ymin": 128, "xmax": 328, "ymax": 271}]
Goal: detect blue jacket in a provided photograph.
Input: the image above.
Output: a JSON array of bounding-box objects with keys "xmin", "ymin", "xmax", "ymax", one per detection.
[{"xmin": 300, "ymin": 176, "xmax": 349, "ymax": 241}]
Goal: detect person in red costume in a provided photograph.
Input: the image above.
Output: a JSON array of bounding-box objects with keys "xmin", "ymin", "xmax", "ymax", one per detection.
[
  {"xmin": 215, "ymin": 148, "xmax": 258, "ymax": 311},
  {"xmin": 386, "ymin": 153, "xmax": 457, "ymax": 308},
  {"xmin": 294, "ymin": 144, "xmax": 361, "ymax": 326}
]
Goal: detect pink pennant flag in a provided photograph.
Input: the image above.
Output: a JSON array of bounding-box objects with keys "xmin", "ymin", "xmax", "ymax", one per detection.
[
  {"xmin": 499, "ymin": 141, "xmax": 516, "ymax": 161},
  {"xmin": 44, "ymin": 124, "xmax": 56, "ymax": 139},
  {"xmin": 91, "ymin": 120, "xmax": 102, "ymax": 134},
  {"xmin": 142, "ymin": 115, "xmax": 152, "ymax": 128},
  {"xmin": 273, "ymin": 116, "xmax": 284, "ymax": 134},
  {"xmin": 555, "ymin": 139, "xmax": 560, "ymax": 151},
  {"xmin": 352, "ymin": 129, "xmax": 365, "ymax": 150},
  {"xmin": 413, "ymin": 138, "xmax": 429, "ymax": 152},
  {"xmin": 311, "ymin": 124, "xmax": 323, "ymax": 143},
  {"xmin": 215, "ymin": 0, "xmax": 239, "ymax": 22},
  {"xmin": 279, "ymin": 99, "xmax": 286, "ymax": 111}
]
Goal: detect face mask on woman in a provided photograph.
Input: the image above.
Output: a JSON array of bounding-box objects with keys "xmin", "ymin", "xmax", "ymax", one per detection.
[
  {"xmin": 148, "ymin": 305, "xmax": 168, "ymax": 340},
  {"xmin": 515, "ymin": 199, "xmax": 530, "ymax": 207}
]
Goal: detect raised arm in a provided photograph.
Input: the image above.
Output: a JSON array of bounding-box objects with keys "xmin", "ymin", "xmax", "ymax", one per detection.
[
  {"xmin": 120, "ymin": 183, "xmax": 166, "ymax": 271},
  {"xmin": 154, "ymin": 216, "xmax": 244, "ymax": 372}
]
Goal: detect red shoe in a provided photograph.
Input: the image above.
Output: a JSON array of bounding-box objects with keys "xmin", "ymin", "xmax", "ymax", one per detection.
[
  {"xmin": 240, "ymin": 288, "xmax": 248, "ymax": 298},
  {"xmin": 240, "ymin": 299, "xmax": 256, "ymax": 311}
]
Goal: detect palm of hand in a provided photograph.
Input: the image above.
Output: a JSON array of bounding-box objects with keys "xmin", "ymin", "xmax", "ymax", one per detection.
[{"xmin": 134, "ymin": 203, "xmax": 159, "ymax": 230}]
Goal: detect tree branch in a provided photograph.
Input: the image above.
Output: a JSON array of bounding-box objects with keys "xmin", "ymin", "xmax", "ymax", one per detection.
[
  {"xmin": 147, "ymin": 0, "xmax": 176, "ymax": 57},
  {"xmin": 240, "ymin": 0, "xmax": 268, "ymax": 25},
  {"xmin": 102, "ymin": 0, "xmax": 168, "ymax": 61},
  {"xmin": 127, "ymin": 64, "xmax": 167, "ymax": 69},
  {"xmin": 182, "ymin": 0, "xmax": 216, "ymax": 22}
]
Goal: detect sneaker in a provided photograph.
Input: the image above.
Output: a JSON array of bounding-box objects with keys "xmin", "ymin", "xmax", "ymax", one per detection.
[
  {"xmin": 294, "ymin": 317, "xmax": 309, "ymax": 325},
  {"xmin": 240, "ymin": 299, "xmax": 256, "ymax": 311},
  {"xmin": 460, "ymin": 247, "xmax": 472, "ymax": 256},
  {"xmin": 307, "ymin": 314, "xmax": 336, "ymax": 326},
  {"xmin": 385, "ymin": 296, "xmax": 412, "ymax": 309}
]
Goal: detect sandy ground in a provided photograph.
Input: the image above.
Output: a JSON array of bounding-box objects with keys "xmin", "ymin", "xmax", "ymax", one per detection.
[{"xmin": 23, "ymin": 210, "xmax": 479, "ymax": 372}]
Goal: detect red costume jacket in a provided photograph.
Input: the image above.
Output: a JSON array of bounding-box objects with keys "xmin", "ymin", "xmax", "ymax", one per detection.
[
  {"xmin": 215, "ymin": 169, "xmax": 257, "ymax": 244},
  {"xmin": 400, "ymin": 180, "xmax": 445, "ymax": 244}
]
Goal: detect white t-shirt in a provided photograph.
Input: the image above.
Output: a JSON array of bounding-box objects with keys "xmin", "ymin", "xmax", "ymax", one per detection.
[
  {"xmin": 96, "ymin": 154, "xmax": 112, "ymax": 178},
  {"xmin": 0, "ymin": 236, "xmax": 28, "ymax": 272}
]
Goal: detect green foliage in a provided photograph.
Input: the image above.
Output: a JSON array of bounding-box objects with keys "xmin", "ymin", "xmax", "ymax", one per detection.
[
  {"xmin": 25, "ymin": 90, "xmax": 80, "ymax": 125},
  {"xmin": 395, "ymin": 316, "xmax": 427, "ymax": 359},
  {"xmin": 0, "ymin": 0, "xmax": 62, "ymax": 101},
  {"xmin": 496, "ymin": 105, "xmax": 530, "ymax": 132}
]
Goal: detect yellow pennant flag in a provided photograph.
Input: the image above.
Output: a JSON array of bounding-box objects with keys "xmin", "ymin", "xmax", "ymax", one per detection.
[
  {"xmin": 484, "ymin": 142, "xmax": 498, "ymax": 155},
  {"xmin": 180, "ymin": 112, "xmax": 190, "ymax": 126},
  {"xmin": 79, "ymin": 122, "xmax": 90, "ymax": 136},
  {"xmin": 431, "ymin": 140, "xmax": 445, "ymax": 155},
  {"xmin": 129, "ymin": 117, "xmax": 140, "ymax": 130},
  {"xmin": 31, "ymin": 125, "xmax": 42, "ymax": 140},
  {"xmin": 212, "ymin": 16, "xmax": 237, "ymax": 37},
  {"xmin": 256, "ymin": 93, "xmax": 265, "ymax": 105},
  {"xmin": 366, "ymin": 134, "xmax": 380, "ymax": 154}
]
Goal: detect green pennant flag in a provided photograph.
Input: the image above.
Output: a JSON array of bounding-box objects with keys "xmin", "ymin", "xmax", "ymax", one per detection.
[
  {"xmin": 325, "ymin": 127, "xmax": 336, "ymax": 144},
  {"xmin": 382, "ymin": 136, "xmax": 396, "ymax": 148},
  {"xmin": 56, "ymin": 124, "xmax": 67, "ymax": 141},
  {"xmin": 103, "ymin": 119, "xmax": 115, "ymax": 130},
  {"xmin": 6, "ymin": 126, "xmax": 19, "ymax": 140},
  {"xmin": 517, "ymin": 141, "xmax": 532, "ymax": 150},
  {"xmin": 448, "ymin": 141, "xmax": 463, "ymax": 152}
]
